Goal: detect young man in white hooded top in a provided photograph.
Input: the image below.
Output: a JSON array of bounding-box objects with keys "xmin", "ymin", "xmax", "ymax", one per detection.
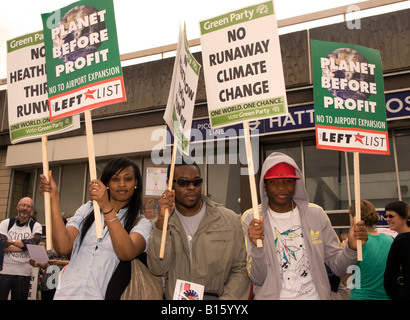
[{"xmin": 241, "ymin": 152, "xmax": 368, "ymax": 300}]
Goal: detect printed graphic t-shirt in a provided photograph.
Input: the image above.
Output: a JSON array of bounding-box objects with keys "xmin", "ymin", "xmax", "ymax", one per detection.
[{"xmin": 267, "ymin": 206, "xmax": 320, "ymax": 300}]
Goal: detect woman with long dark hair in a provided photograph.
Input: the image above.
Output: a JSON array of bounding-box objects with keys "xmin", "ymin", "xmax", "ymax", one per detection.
[{"xmin": 39, "ymin": 158, "xmax": 151, "ymax": 299}]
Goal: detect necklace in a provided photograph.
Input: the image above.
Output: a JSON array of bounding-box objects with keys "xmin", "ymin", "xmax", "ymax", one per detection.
[
  {"xmin": 176, "ymin": 200, "xmax": 205, "ymax": 242},
  {"xmin": 267, "ymin": 201, "xmax": 296, "ymax": 231}
]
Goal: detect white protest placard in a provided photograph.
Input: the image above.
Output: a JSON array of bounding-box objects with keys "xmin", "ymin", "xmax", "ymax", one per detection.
[
  {"xmin": 200, "ymin": 1, "xmax": 288, "ymax": 248},
  {"xmin": 164, "ymin": 23, "xmax": 201, "ymax": 155},
  {"xmin": 7, "ymin": 30, "xmax": 81, "ymax": 250},
  {"xmin": 145, "ymin": 167, "xmax": 168, "ymax": 196},
  {"xmin": 160, "ymin": 23, "xmax": 200, "ymax": 259},
  {"xmin": 7, "ymin": 31, "xmax": 80, "ymax": 144},
  {"xmin": 199, "ymin": 0, "xmax": 288, "ymax": 128},
  {"xmin": 27, "ymin": 244, "xmax": 49, "ymax": 264}
]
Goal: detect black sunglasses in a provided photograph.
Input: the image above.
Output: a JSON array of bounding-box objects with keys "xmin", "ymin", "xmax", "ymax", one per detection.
[
  {"xmin": 173, "ymin": 178, "xmax": 203, "ymax": 188},
  {"xmin": 385, "ymin": 214, "xmax": 397, "ymax": 219}
]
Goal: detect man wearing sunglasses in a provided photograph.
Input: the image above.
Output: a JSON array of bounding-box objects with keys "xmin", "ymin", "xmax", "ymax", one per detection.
[{"xmin": 147, "ymin": 159, "xmax": 251, "ymax": 300}]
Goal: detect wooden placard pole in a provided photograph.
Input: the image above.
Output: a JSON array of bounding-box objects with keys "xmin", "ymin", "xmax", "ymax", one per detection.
[
  {"xmin": 243, "ymin": 121, "xmax": 263, "ymax": 248},
  {"xmin": 84, "ymin": 110, "xmax": 103, "ymax": 239},
  {"xmin": 159, "ymin": 139, "xmax": 178, "ymax": 259},
  {"xmin": 353, "ymin": 152, "xmax": 362, "ymax": 261},
  {"xmin": 41, "ymin": 136, "xmax": 53, "ymax": 250}
]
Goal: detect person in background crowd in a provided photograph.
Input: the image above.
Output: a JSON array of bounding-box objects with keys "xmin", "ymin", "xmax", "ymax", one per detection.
[
  {"xmin": 29, "ymin": 217, "xmax": 69, "ymax": 300},
  {"xmin": 329, "ymin": 232, "xmax": 351, "ymax": 300},
  {"xmin": 38, "ymin": 158, "xmax": 151, "ymax": 300},
  {"xmin": 0, "ymin": 197, "xmax": 42, "ymax": 300},
  {"xmin": 29, "ymin": 249, "xmax": 69, "ymax": 300},
  {"xmin": 241, "ymin": 152, "xmax": 368, "ymax": 300},
  {"xmin": 0, "ymin": 237, "xmax": 3, "ymax": 272},
  {"xmin": 385, "ymin": 201, "xmax": 410, "ymax": 234},
  {"xmin": 147, "ymin": 158, "xmax": 251, "ymax": 300},
  {"xmin": 384, "ymin": 201, "xmax": 410, "ymax": 299},
  {"xmin": 348, "ymin": 200, "xmax": 393, "ymax": 300}
]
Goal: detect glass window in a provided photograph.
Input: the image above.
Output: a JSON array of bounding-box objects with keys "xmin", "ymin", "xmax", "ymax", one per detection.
[
  {"xmin": 207, "ymin": 153, "xmax": 241, "ymax": 214},
  {"xmin": 33, "ymin": 166, "xmax": 61, "ymax": 224},
  {"xmin": 263, "ymin": 140, "xmax": 302, "ymax": 172},
  {"xmin": 304, "ymin": 139, "xmax": 347, "ymax": 210},
  {"xmin": 9, "ymin": 169, "xmax": 36, "ymax": 220},
  {"xmin": 204, "ymin": 140, "xmax": 241, "ymax": 214},
  {"xmin": 59, "ymin": 164, "xmax": 87, "ymax": 219},
  {"xmin": 395, "ymin": 130, "xmax": 410, "ymax": 204}
]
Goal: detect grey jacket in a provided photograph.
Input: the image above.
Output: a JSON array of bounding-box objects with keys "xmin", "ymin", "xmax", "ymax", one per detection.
[
  {"xmin": 147, "ymin": 194, "xmax": 251, "ymax": 300},
  {"xmin": 241, "ymin": 152, "xmax": 357, "ymax": 299}
]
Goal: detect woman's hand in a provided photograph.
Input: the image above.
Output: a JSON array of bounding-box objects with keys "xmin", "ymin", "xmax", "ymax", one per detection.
[
  {"xmin": 89, "ymin": 179, "xmax": 111, "ymax": 213},
  {"xmin": 39, "ymin": 171, "xmax": 59, "ymax": 200},
  {"xmin": 347, "ymin": 219, "xmax": 368, "ymax": 251}
]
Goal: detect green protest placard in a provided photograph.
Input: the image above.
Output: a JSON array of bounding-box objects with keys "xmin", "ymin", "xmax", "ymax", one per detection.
[
  {"xmin": 7, "ymin": 31, "xmax": 80, "ymax": 144},
  {"xmin": 41, "ymin": 0, "xmax": 126, "ymax": 239},
  {"xmin": 41, "ymin": 0, "xmax": 126, "ymax": 121},
  {"xmin": 311, "ymin": 40, "xmax": 389, "ymax": 155},
  {"xmin": 199, "ymin": 0, "xmax": 287, "ymax": 128}
]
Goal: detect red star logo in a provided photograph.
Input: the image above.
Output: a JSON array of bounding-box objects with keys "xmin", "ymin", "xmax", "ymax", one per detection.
[
  {"xmin": 84, "ymin": 89, "xmax": 96, "ymax": 100},
  {"xmin": 354, "ymin": 133, "xmax": 365, "ymax": 144}
]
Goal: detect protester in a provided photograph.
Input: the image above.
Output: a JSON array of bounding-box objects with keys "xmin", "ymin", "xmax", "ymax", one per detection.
[
  {"xmin": 384, "ymin": 201, "xmax": 410, "ymax": 299},
  {"xmin": 0, "ymin": 237, "xmax": 3, "ymax": 272},
  {"xmin": 385, "ymin": 200, "xmax": 410, "ymax": 234},
  {"xmin": 147, "ymin": 158, "xmax": 251, "ymax": 300},
  {"xmin": 29, "ymin": 249, "xmax": 69, "ymax": 300},
  {"xmin": 0, "ymin": 197, "xmax": 42, "ymax": 300},
  {"xmin": 348, "ymin": 200, "xmax": 393, "ymax": 300},
  {"xmin": 241, "ymin": 152, "xmax": 368, "ymax": 300},
  {"xmin": 329, "ymin": 233, "xmax": 351, "ymax": 300},
  {"xmin": 29, "ymin": 217, "xmax": 69, "ymax": 300},
  {"xmin": 38, "ymin": 158, "xmax": 151, "ymax": 300}
]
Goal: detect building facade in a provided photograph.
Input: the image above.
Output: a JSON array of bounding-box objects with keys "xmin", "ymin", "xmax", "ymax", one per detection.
[{"xmin": 0, "ymin": 9, "xmax": 409, "ymax": 234}]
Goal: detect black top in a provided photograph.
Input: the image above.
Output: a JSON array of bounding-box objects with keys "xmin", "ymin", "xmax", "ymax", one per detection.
[{"xmin": 384, "ymin": 232, "xmax": 410, "ymax": 300}]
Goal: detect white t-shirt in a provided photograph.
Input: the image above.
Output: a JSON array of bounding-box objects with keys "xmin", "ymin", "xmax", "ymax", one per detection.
[
  {"xmin": 175, "ymin": 201, "xmax": 206, "ymax": 260},
  {"xmin": 0, "ymin": 218, "xmax": 42, "ymax": 276},
  {"xmin": 267, "ymin": 206, "xmax": 320, "ymax": 300}
]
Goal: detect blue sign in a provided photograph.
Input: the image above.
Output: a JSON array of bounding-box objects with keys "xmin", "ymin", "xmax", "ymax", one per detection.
[
  {"xmin": 167, "ymin": 90, "xmax": 410, "ymax": 143},
  {"xmin": 377, "ymin": 209, "xmax": 388, "ymax": 226}
]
